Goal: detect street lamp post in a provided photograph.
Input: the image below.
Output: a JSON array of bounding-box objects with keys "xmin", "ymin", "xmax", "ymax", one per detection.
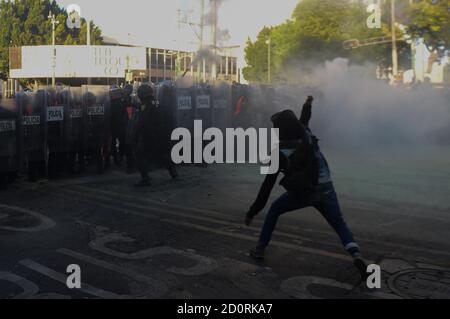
[
  {"xmin": 266, "ymin": 37, "xmax": 271, "ymax": 83},
  {"xmin": 391, "ymin": 0, "xmax": 398, "ymax": 78},
  {"xmin": 48, "ymin": 11, "xmax": 59, "ymax": 87}
]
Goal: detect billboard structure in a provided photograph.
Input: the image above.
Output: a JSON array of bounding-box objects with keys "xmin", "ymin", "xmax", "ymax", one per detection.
[{"xmin": 10, "ymin": 45, "xmax": 147, "ymax": 79}]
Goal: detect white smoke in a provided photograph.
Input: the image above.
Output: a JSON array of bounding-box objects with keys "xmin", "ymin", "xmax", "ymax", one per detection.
[
  {"xmin": 202, "ymin": 0, "xmax": 231, "ymax": 46},
  {"xmin": 275, "ymin": 58, "xmax": 450, "ymax": 149}
]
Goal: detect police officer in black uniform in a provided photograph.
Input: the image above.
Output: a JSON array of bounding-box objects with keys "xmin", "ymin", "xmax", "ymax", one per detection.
[
  {"xmin": 110, "ymin": 86, "xmax": 127, "ymax": 167},
  {"xmin": 0, "ymin": 92, "xmax": 18, "ymax": 188},
  {"xmin": 134, "ymin": 84, "xmax": 178, "ymax": 187},
  {"xmin": 123, "ymin": 84, "xmax": 137, "ymax": 174}
]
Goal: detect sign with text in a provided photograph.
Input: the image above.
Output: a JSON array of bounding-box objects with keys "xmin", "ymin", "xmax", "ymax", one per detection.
[
  {"xmin": 196, "ymin": 95, "xmax": 210, "ymax": 109},
  {"xmin": 178, "ymin": 96, "xmax": 192, "ymax": 110},
  {"xmin": 23, "ymin": 116, "xmax": 41, "ymax": 126},
  {"xmin": 87, "ymin": 105, "xmax": 105, "ymax": 116},
  {"xmin": 47, "ymin": 106, "xmax": 64, "ymax": 122},
  {"xmin": 0, "ymin": 120, "xmax": 15, "ymax": 132},
  {"xmin": 10, "ymin": 45, "xmax": 146, "ymax": 79}
]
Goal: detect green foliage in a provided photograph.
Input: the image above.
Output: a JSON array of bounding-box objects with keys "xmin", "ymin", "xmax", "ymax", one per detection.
[
  {"xmin": 244, "ymin": 0, "xmax": 391, "ymax": 83},
  {"xmin": 244, "ymin": 0, "xmax": 450, "ymax": 83},
  {"xmin": 406, "ymin": 0, "xmax": 450, "ymax": 50},
  {"xmin": 0, "ymin": 0, "xmax": 103, "ymax": 79}
]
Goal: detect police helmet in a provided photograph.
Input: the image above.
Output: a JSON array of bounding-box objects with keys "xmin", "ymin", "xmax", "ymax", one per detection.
[{"xmin": 137, "ymin": 84, "xmax": 154, "ymax": 101}]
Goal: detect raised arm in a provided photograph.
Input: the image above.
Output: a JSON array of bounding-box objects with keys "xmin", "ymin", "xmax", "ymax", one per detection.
[{"xmin": 299, "ymin": 96, "xmax": 314, "ymax": 127}]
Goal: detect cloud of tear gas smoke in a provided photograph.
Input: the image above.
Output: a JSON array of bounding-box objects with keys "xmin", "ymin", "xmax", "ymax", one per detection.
[
  {"xmin": 272, "ymin": 58, "xmax": 450, "ymax": 149},
  {"xmin": 203, "ymin": 0, "xmax": 231, "ymax": 46},
  {"xmin": 192, "ymin": 47, "xmax": 222, "ymax": 65}
]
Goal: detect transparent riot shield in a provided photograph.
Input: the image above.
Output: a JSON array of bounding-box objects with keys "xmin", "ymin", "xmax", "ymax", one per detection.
[
  {"xmin": 17, "ymin": 90, "xmax": 48, "ymax": 181},
  {"xmin": 231, "ymin": 83, "xmax": 252, "ymax": 129},
  {"xmin": 82, "ymin": 85, "xmax": 111, "ymax": 174},
  {"xmin": 194, "ymin": 84, "xmax": 212, "ymax": 129},
  {"xmin": 66, "ymin": 87, "xmax": 85, "ymax": 173},
  {"xmin": 211, "ymin": 83, "xmax": 231, "ymax": 132},
  {"xmin": 46, "ymin": 86, "xmax": 69, "ymax": 177},
  {"xmin": 124, "ymin": 86, "xmax": 139, "ymax": 173},
  {"xmin": 0, "ymin": 97, "xmax": 19, "ymax": 184},
  {"xmin": 156, "ymin": 81, "xmax": 177, "ymax": 133},
  {"xmin": 175, "ymin": 86, "xmax": 195, "ymax": 133}
]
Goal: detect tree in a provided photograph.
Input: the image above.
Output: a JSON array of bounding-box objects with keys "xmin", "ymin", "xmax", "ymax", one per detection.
[
  {"xmin": 243, "ymin": 27, "xmax": 273, "ymax": 83},
  {"xmin": 244, "ymin": 0, "xmax": 391, "ymax": 83},
  {"xmin": 406, "ymin": 0, "xmax": 450, "ymax": 51},
  {"xmin": 0, "ymin": 0, "xmax": 103, "ymax": 79}
]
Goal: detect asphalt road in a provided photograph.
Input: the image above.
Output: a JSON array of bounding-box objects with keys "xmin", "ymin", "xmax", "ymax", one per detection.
[{"xmin": 1, "ymin": 151, "xmax": 449, "ymax": 299}]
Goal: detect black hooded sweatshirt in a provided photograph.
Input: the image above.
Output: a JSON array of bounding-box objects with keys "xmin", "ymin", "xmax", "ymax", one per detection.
[{"xmin": 248, "ymin": 100, "xmax": 330, "ymax": 217}]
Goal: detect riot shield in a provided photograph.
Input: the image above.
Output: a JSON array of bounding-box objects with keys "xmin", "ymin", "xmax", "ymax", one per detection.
[
  {"xmin": 231, "ymin": 83, "xmax": 252, "ymax": 129},
  {"xmin": 124, "ymin": 87, "xmax": 139, "ymax": 173},
  {"xmin": 211, "ymin": 83, "xmax": 231, "ymax": 132},
  {"xmin": 46, "ymin": 87, "xmax": 69, "ymax": 178},
  {"xmin": 17, "ymin": 90, "xmax": 48, "ymax": 181},
  {"xmin": 175, "ymin": 86, "xmax": 195, "ymax": 133},
  {"xmin": 109, "ymin": 86, "xmax": 127, "ymax": 167},
  {"xmin": 156, "ymin": 81, "xmax": 177, "ymax": 134},
  {"xmin": 82, "ymin": 85, "xmax": 111, "ymax": 174},
  {"xmin": 0, "ymin": 97, "xmax": 19, "ymax": 184},
  {"xmin": 66, "ymin": 87, "xmax": 85, "ymax": 173},
  {"xmin": 194, "ymin": 84, "xmax": 212, "ymax": 129}
]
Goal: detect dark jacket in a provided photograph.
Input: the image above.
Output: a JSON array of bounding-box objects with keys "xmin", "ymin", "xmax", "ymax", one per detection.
[
  {"xmin": 134, "ymin": 99, "xmax": 171, "ymax": 156},
  {"xmin": 248, "ymin": 100, "xmax": 322, "ymax": 216},
  {"xmin": 110, "ymin": 98, "xmax": 128, "ymax": 138}
]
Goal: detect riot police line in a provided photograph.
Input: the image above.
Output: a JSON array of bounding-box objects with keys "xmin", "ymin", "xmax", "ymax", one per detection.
[{"xmin": 1, "ymin": 81, "xmax": 284, "ymax": 188}]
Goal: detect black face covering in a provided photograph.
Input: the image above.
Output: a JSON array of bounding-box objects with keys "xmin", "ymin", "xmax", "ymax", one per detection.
[{"xmin": 271, "ymin": 110, "xmax": 304, "ymax": 141}]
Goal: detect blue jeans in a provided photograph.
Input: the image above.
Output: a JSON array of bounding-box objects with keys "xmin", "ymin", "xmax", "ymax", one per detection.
[{"xmin": 258, "ymin": 182, "xmax": 360, "ymax": 255}]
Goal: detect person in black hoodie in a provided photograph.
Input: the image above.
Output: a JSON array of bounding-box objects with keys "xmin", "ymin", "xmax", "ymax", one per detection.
[{"xmin": 245, "ymin": 96, "xmax": 368, "ymax": 279}]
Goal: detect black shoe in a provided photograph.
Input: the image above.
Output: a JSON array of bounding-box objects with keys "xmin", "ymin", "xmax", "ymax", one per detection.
[
  {"xmin": 353, "ymin": 257, "xmax": 369, "ymax": 281},
  {"xmin": 134, "ymin": 179, "xmax": 152, "ymax": 187},
  {"xmin": 249, "ymin": 246, "xmax": 265, "ymax": 260}
]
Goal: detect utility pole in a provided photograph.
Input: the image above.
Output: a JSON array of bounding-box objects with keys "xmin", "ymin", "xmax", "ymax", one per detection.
[
  {"xmin": 199, "ymin": 0, "xmax": 205, "ymax": 82},
  {"xmin": 199, "ymin": 0, "xmax": 205, "ymax": 49},
  {"xmin": 210, "ymin": 0, "xmax": 218, "ymax": 82},
  {"xmin": 391, "ymin": 0, "xmax": 398, "ymax": 78},
  {"xmin": 87, "ymin": 19, "xmax": 91, "ymax": 45},
  {"xmin": 266, "ymin": 37, "xmax": 271, "ymax": 83},
  {"xmin": 87, "ymin": 19, "xmax": 92, "ymax": 85},
  {"xmin": 48, "ymin": 11, "xmax": 59, "ymax": 87}
]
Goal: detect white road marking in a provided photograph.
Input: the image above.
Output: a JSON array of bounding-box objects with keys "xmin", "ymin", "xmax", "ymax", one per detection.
[
  {"xmin": 46, "ymin": 186, "xmax": 354, "ymax": 262},
  {"xmin": 15, "ymin": 182, "xmax": 450, "ymax": 260},
  {"xmin": 74, "ymin": 184, "xmax": 450, "ymax": 258},
  {"xmin": 59, "ymin": 186, "xmax": 353, "ymax": 260},
  {"xmin": 89, "ymin": 234, "xmax": 217, "ymax": 276},
  {"xmin": 0, "ymin": 272, "xmax": 39, "ymax": 299},
  {"xmin": 19, "ymin": 259, "xmax": 119, "ymax": 299},
  {"xmin": 0, "ymin": 204, "xmax": 56, "ymax": 232},
  {"xmin": 57, "ymin": 248, "xmax": 168, "ymax": 298}
]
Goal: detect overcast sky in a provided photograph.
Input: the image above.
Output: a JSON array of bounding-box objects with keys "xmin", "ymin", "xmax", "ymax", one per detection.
[{"xmin": 56, "ymin": 0, "xmax": 299, "ymax": 66}]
